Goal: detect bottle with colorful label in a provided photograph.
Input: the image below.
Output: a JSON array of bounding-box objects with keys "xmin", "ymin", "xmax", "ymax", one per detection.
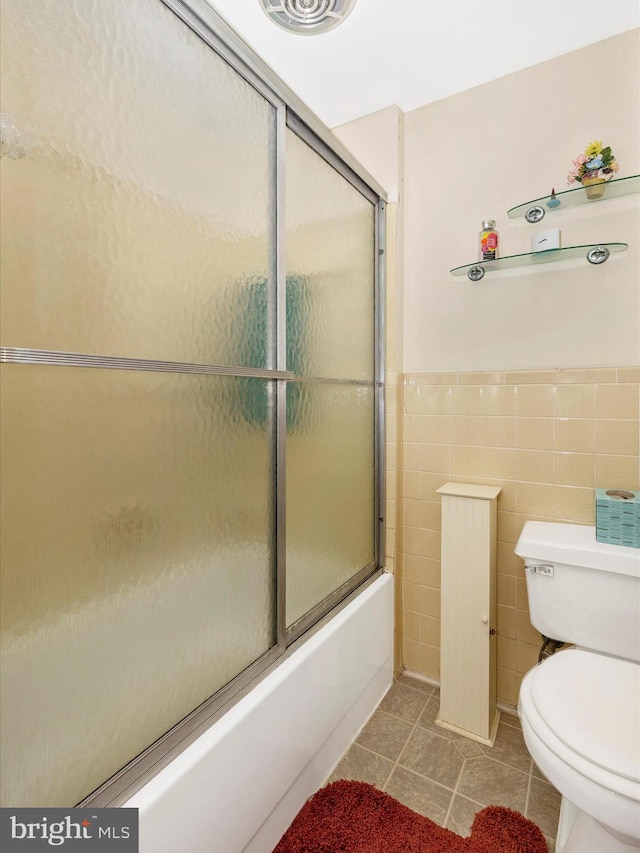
[{"xmin": 479, "ymin": 220, "xmax": 499, "ymax": 261}]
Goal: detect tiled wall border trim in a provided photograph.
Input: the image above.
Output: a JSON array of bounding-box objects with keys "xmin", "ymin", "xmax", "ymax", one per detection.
[{"xmin": 405, "ymin": 366, "xmax": 640, "ymax": 386}]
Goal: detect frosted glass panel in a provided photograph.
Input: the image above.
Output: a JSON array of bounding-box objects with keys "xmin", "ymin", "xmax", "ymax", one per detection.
[
  {"xmin": 285, "ymin": 131, "xmax": 377, "ymax": 628},
  {"xmin": 286, "ymin": 381, "xmax": 375, "ymax": 627},
  {"xmin": 286, "ymin": 130, "xmax": 375, "ymax": 381},
  {"xmin": 0, "ymin": 366, "xmax": 276, "ymax": 806},
  {"xmin": 0, "ymin": 0, "xmax": 275, "ymax": 366},
  {"xmin": 0, "ymin": 0, "xmax": 381, "ymax": 810}
]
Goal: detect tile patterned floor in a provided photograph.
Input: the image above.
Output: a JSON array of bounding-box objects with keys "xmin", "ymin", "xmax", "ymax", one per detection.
[{"xmin": 328, "ymin": 673, "xmax": 562, "ymax": 852}]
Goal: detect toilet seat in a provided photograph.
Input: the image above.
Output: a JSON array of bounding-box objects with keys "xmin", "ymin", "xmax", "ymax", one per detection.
[
  {"xmin": 527, "ymin": 648, "xmax": 639, "ymax": 784},
  {"xmin": 519, "ymin": 648, "xmax": 640, "ymax": 840},
  {"xmin": 519, "ymin": 649, "xmax": 640, "ymax": 816}
]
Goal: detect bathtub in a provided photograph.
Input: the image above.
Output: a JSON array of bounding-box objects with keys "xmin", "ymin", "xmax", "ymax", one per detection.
[{"xmin": 125, "ymin": 571, "xmax": 394, "ymax": 853}]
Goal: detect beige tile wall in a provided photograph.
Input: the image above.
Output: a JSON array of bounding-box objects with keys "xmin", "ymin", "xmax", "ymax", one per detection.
[{"xmin": 400, "ymin": 366, "xmax": 640, "ymax": 706}]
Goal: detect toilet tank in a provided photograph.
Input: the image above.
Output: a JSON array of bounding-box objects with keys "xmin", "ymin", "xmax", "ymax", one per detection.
[{"xmin": 515, "ymin": 522, "xmax": 640, "ymax": 662}]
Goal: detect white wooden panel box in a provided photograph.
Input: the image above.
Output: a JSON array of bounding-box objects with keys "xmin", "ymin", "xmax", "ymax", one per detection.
[{"xmin": 436, "ymin": 483, "xmax": 501, "ymax": 746}]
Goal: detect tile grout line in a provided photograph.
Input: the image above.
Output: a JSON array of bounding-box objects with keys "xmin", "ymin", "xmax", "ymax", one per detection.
[
  {"xmin": 552, "ymin": 383, "xmax": 557, "ymax": 499},
  {"xmin": 353, "ymin": 683, "xmax": 557, "ymax": 840},
  {"xmin": 351, "ymin": 740, "xmax": 398, "ymax": 762},
  {"xmin": 377, "ymin": 705, "xmax": 533, "ymax": 778},
  {"xmin": 384, "ymin": 735, "xmax": 532, "ymax": 788},
  {"xmin": 442, "ymin": 755, "xmax": 466, "ymax": 829},
  {"xmin": 523, "ymin": 758, "xmax": 534, "ymax": 819},
  {"xmin": 384, "ymin": 714, "xmax": 479, "ymax": 833},
  {"xmin": 380, "ymin": 691, "xmax": 433, "ymax": 791}
]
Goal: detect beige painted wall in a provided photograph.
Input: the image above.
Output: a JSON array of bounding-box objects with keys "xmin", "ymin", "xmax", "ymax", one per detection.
[
  {"xmin": 333, "ymin": 105, "xmax": 403, "ymax": 203},
  {"xmin": 404, "ymin": 29, "xmax": 639, "ymax": 373}
]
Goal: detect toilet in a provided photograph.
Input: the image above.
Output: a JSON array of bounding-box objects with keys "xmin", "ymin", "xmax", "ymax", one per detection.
[{"xmin": 515, "ymin": 521, "xmax": 640, "ymax": 852}]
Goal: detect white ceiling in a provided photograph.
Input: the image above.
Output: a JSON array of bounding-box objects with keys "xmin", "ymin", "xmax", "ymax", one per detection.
[{"xmin": 203, "ymin": 0, "xmax": 639, "ymax": 129}]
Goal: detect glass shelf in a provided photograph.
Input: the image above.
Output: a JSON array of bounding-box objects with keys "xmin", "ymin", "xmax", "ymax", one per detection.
[
  {"xmin": 450, "ymin": 243, "xmax": 628, "ymax": 281},
  {"xmin": 507, "ymin": 175, "xmax": 639, "ymax": 222}
]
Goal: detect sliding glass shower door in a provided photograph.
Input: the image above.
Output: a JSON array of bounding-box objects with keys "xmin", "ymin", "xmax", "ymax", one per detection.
[
  {"xmin": 0, "ymin": 0, "xmax": 383, "ymax": 809},
  {"xmin": 285, "ymin": 129, "xmax": 376, "ymax": 632}
]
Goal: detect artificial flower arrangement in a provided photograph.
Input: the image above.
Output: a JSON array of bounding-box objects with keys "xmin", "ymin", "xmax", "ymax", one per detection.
[{"xmin": 567, "ymin": 140, "xmax": 619, "ymax": 186}]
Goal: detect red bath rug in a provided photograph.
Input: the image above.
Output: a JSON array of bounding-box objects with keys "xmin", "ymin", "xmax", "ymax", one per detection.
[{"xmin": 273, "ymin": 780, "xmax": 547, "ymax": 853}]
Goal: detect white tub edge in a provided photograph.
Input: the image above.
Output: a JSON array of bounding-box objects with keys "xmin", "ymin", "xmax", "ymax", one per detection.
[{"xmin": 126, "ymin": 572, "xmax": 394, "ymax": 853}]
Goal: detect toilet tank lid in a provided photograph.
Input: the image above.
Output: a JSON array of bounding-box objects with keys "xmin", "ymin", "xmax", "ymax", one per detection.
[{"xmin": 515, "ymin": 522, "xmax": 639, "ymax": 578}]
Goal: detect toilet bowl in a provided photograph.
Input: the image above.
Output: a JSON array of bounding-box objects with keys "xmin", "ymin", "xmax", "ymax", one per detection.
[
  {"xmin": 519, "ymin": 648, "xmax": 640, "ymax": 850},
  {"xmin": 515, "ymin": 522, "xmax": 640, "ymax": 853}
]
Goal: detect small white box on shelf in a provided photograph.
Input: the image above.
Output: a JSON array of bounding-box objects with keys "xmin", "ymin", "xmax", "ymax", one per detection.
[{"xmin": 531, "ymin": 228, "xmax": 561, "ymax": 252}]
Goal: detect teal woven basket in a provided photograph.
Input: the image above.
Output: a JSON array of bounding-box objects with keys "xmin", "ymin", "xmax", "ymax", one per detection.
[{"xmin": 595, "ymin": 489, "xmax": 640, "ymax": 549}]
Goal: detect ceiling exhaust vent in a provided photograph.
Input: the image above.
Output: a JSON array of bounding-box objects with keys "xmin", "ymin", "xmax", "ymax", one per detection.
[{"xmin": 259, "ymin": 0, "xmax": 357, "ymax": 35}]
